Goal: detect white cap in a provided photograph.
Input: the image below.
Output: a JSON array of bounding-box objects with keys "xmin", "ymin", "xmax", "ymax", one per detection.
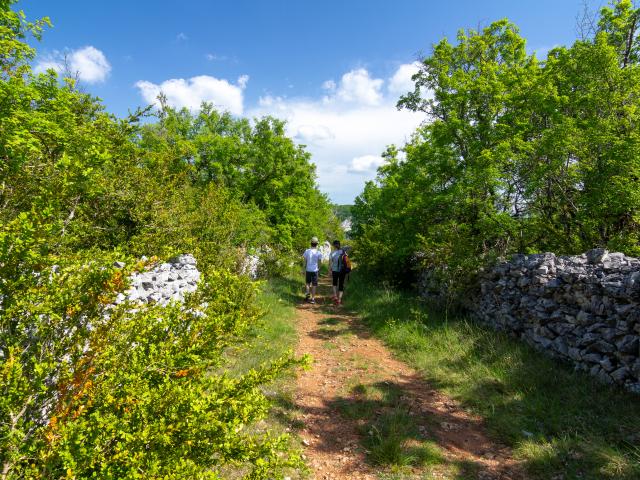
[{"xmin": 311, "ymin": 236, "xmax": 319, "ymax": 243}]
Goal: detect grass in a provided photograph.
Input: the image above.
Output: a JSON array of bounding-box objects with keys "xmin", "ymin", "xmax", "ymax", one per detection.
[
  {"xmin": 343, "ymin": 271, "xmax": 640, "ymax": 480},
  {"xmin": 332, "ymin": 378, "xmax": 446, "ymax": 476},
  {"xmin": 225, "ymin": 276, "xmax": 299, "ymax": 375},
  {"xmin": 221, "ymin": 273, "xmax": 307, "ymax": 478}
]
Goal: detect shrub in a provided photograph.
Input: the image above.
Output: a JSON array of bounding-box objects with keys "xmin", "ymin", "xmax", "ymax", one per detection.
[{"xmin": 0, "ymin": 215, "xmax": 303, "ymax": 479}]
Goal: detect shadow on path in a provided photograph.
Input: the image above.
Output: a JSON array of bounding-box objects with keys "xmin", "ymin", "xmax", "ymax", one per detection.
[{"xmin": 292, "ymin": 275, "xmax": 523, "ymax": 480}]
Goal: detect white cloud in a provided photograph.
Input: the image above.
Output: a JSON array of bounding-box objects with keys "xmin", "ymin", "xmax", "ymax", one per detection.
[
  {"xmin": 205, "ymin": 53, "xmax": 227, "ymax": 61},
  {"xmin": 35, "ymin": 46, "xmax": 111, "ymax": 84},
  {"xmin": 135, "ymin": 75, "xmax": 248, "ymax": 114},
  {"xmin": 334, "ymin": 68, "xmax": 384, "ymax": 106},
  {"xmin": 322, "ymin": 79, "xmax": 336, "ymax": 91},
  {"xmin": 176, "ymin": 32, "xmax": 188, "ymax": 41},
  {"xmin": 295, "ymin": 124, "xmax": 335, "ymax": 144},
  {"xmin": 131, "ymin": 63, "xmax": 423, "ymax": 202},
  {"xmin": 35, "ymin": 58, "xmax": 64, "ymax": 73},
  {"xmin": 237, "ymin": 74, "xmax": 249, "ymax": 89},
  {"xmin": 70, "ymin": 47, "xmax": 111, "ymax": 83},
  {"xmin": 388, "ymin": 61, "xmax": 421, "ymax": 96},
  {"xmin": 248, "ymin": 63, "xmax": 425, "ymax": 203},
  {"xmin": 348, "ymin": 155, "xmax": 386, "ymax": 173},
  {"xmin": 258, "ymin": 95, "xmax": 281, "ymax": 108}
]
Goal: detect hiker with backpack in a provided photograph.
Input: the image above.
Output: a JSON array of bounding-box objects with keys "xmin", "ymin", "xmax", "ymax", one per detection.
[
  {"xmin": 329, "ymin": 240, "xmax": 351, "ymax": 305},
  {"xmin": 302, "ymin": 236, "xmax": 323, "ymax": 304}
]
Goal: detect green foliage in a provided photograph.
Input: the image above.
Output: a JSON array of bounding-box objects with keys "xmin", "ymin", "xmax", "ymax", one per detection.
[
  {"xmin": 598, "ymin": 0, "xmax": 640, "ymax": 67},
  {"xmin": 0, "ymin": 215, "xmax": 304, "ymax": 478},
  {"xmin": 0, "ymin": 68, "xmax": 148, "ymax": 252},
  {"xmin": 0, "ymin": 1, "xmax": 331, "ymax": 477},
  {"xmin": 333, "ymin": 204, "xmax": 353, "ymax": 221},
  {"xmin": 138, "ymin": 103, "xmax": 338, "ymax": 253},
  {"xmin": 352, "ymin": 1, "xmax": 640, "ymax": 292},
  {"xmin": 0, "ymin": 0, "xmax": 50, "ymax": 77}
]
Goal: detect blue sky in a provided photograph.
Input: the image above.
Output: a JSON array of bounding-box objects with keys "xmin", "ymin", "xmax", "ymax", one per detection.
[{"xmin": 23, "ymin": 0, "xmax": 603, "ymax": 204}]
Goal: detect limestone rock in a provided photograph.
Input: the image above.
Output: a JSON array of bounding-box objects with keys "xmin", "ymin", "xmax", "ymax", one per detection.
[
  {"xmin": 116, "ymin": 254, "xmax": 201, "ymax": 307},
  {"xmin": 419, "ymin": 249, "xmax": 640, "ymax": 392}
]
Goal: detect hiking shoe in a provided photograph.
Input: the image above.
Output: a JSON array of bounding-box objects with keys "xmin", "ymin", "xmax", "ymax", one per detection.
[
  {"xmin": 304, "ymin": 294, "xmax": 310, "ymax": 302},
  {"xmin": 310, "ymin": 298, "xmax": 316, "ymax": 304}
]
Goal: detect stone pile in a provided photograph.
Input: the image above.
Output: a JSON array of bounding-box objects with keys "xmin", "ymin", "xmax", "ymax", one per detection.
[
  {"xmin": 240, "ymin": 253, "xmax": 261, "ymax": 279},
  {"xmin": 114, "ymin": 254, "xmax": 200, "ymax": 306},
  {"xmin": 319, "ymin": 241, "xmax": 331, "ymax": 261},
  {"xmin": 239, "ymin": 246, "xmax": 277, "ymax": 279},
  {"xmin": 475, "ymin": 249, "xmax": 640, "ymax": 392}
]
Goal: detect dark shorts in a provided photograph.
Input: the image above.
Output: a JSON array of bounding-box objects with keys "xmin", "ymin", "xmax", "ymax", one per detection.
[
  {"xmin": 305, "ymin": 271, "xmax": 318, "ymax": 286},
  {"xmin": 332, "ymin": 270, "xmax": 346, "ymax": 291}
]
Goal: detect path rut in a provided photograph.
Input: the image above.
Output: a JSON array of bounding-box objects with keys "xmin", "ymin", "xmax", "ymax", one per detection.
[{"xmin": 292, "ymin": 276, "xmax": 523, "ymax": 480}]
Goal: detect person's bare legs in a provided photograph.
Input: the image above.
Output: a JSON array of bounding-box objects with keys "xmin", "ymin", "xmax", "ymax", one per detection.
[{"xmin": 311, "ymin": 285, "xmax": 317, "ymax": 302}]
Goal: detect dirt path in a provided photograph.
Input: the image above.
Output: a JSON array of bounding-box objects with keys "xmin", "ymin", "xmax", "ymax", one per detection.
[{"xmin": 292, "ymin": 276, "xmax": 523, "ymax": 480}]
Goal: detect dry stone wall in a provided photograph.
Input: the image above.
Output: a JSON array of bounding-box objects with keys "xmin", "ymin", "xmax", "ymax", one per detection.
[
  {"xmin": 114, "ymin": 254, "xmax": 200, "ymax": 306},
  {"xmin": 473, "ymin": 249, "xmax": 640, "ymax": 392}
]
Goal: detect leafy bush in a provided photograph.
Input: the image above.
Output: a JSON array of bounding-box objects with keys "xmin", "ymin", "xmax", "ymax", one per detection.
[
  {"xmin": 0, "ymin": 215, "xmax": 303, "ymax": 478},
  {"xmin": 0, "ymin": 0, "xmax": 332, "ymax": 476}
]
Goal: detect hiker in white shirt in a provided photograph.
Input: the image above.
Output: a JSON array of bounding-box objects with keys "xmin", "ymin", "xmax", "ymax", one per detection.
[{"xmin": 302, "ymin": 236, "xmax": 323, "ymax": 304}]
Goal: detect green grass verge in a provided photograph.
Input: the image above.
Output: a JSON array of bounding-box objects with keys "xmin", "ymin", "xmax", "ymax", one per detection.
[
  {"xmin": 225, "ymin": 277, "xmax": 299, "ymax": 375},
  {"xmin": 343, "ymin": 271, "xmax": 640, "ymax": 480},
  {"xmin": 222, "ymin": 274, "xmax": 307, "ymax": 478}
]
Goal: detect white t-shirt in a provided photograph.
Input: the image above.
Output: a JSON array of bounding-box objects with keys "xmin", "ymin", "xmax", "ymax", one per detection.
[{"xmin": 303, "ymin": 248, "xmax": 323, "ymax": 272}]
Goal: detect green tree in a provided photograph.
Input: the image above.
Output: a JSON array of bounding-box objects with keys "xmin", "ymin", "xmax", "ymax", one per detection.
[
  {"xmin": 353, "ymin": 0, "xmax": 640, "ymax": 292},
  {"xmin": 0, "ymin": 0, "xmax": 49, "ymax": 78},
  {"xmin": 138, "ymin": 104, "xmax": 337, "ymax": 252}
]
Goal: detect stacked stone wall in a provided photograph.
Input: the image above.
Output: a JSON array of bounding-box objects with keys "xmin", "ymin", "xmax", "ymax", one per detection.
[
  {"xmin": 114, "ymin": 254, "xmax": 200, "ymax": 306},
  {"xmin": 475, "ymin": 249, "xmax": 640, "ymax": 392}
]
